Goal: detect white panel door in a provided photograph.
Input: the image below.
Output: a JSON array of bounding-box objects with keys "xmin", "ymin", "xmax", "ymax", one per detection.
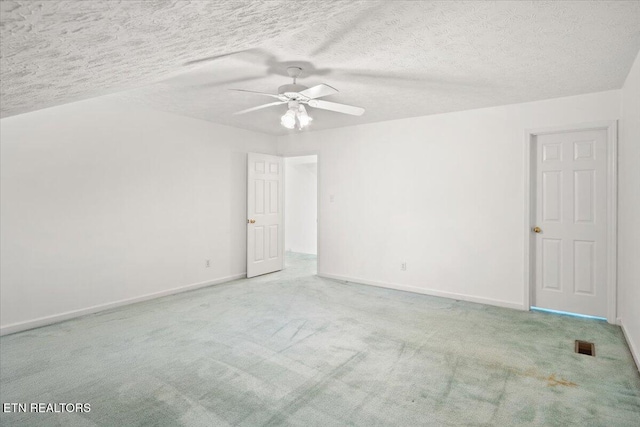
[
  {"xmin": 533, "ymin": 129, "xmax": 608, "ymax": 317},
  {"xmin": 247, "ymin": 153, "xmax": 284, "ymax": 278}
]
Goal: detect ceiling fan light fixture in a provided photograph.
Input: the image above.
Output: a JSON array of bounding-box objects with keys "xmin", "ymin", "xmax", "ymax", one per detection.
[
  {"xmin": 297, "ymin": 104, "xmax": 312, "ymax": 129},
  {"xmin": 297, "ymin": 113, "xmax": 312, "ymax": 129},
  {"xmin": 280, "ymin": 109, "xmax": 296, "ymax": 129}
]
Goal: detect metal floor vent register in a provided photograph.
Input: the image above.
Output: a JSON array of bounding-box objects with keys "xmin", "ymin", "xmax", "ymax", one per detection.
[{"xmin": 575, "ymin": 340, "xmax": 595, "ymax": 356}]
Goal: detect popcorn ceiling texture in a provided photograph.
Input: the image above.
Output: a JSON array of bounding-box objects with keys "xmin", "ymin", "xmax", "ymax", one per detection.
[
  {"xmin": 0, "ymin": 0, "xmax": 368, "ymax": 117},
  {"xmin": 1, "ymin": 0, "xmax": 639, "ymax": 134}
]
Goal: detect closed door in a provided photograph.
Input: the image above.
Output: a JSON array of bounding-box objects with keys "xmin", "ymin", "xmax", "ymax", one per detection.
[
  {"xmin": 247, "ymin": 153, "xmax": 284, "ymax": 278},
  {"xmin": 533, "ymin": 129, "xmax": 608, "ymax": 317}
]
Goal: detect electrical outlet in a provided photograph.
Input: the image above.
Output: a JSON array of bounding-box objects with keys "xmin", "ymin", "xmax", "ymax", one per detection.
[
  {"xmin": 401, "ymin": 262, "xmax": 407, "ymax": 271},
  {"xmin": 205, "ymin": 259, "xmax": 211, "ymax": 268}
]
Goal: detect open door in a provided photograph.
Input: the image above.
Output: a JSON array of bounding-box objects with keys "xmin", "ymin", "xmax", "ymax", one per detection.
[{"xmin": 247, "ymin": 153, "xmax": 284, "ymax": 278}]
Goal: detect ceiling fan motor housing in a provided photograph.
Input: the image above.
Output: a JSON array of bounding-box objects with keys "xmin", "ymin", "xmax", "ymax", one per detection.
[
  {"xmin": 278, "ymin": 84, "xmax": 308, "ymax": 99},
  {"xmin": 287, "ymin": 100, "xmax": 300, "ymax": 110}
]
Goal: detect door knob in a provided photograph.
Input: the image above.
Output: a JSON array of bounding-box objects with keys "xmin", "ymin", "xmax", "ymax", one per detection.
[
  {"xmin": 247, "ymin": 219, "xmax": 255, "ymax": 224},
  {"xmin": 532, "ymin": 226, "xmax": 542, "ymax": 233}
]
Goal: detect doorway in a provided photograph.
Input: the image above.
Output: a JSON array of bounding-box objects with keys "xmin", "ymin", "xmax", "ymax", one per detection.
[
  {"xmin": 284, "ymin": 155, "xmax": 318, "ymax": 274},
  {"xmin": 525, "ymin": 121, "xmax": 617, "ymax": 323}
]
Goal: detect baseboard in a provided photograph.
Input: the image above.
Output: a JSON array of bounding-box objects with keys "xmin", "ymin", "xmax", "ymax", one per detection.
[
  {"xmin": 619, "ymin": 318, "xmax": 640, "ymax": 373},
  {"xmin": 319, "ymin": 273, "xmax": 525, "ymax": 311},
  {"xmin": 0, "ymin": 273, "xmax": 246, "ymax": 336},
  {"xmin": 286, "ymin": 250, "xmax": 317, "ymax": 256}
]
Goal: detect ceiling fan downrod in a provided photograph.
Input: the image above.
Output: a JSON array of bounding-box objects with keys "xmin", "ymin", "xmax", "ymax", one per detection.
[{"xmin": 286, "ymin": 66, "xmax": 303, "ymax": 85}]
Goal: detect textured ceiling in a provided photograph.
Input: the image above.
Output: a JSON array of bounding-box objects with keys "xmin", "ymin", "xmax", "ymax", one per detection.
[{"xmin": 1, "ymin": 0, "xmax": 639, "ymax": 135}]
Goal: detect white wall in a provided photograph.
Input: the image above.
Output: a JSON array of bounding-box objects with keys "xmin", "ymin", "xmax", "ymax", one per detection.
[
  {"xmin": 285, "ymin": 156, "xmax": 317, "ymax": 255},
  {"xmin": 1, "ymin": 84, "xmax": 630, "ymax": 339},
  {"xmin": 0, "ymin": 97, "xmax": 277, "ymax": 334},
  {"xmin": 278, "ymin": 90, "xmax": 621, "ymax": 310},
  {"xmin": 619, "ymin": 50, "xmax": 640, "ymax": 369}
]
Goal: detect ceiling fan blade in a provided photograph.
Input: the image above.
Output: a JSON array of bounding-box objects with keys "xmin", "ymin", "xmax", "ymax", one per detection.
[
  {"xmin": 298, "ymin": 84, "xmax": 338, "ymax": 99},
  {"xmin": 229, "ymin": 89, "xmax": 284, "ymax": 100},
  {"xmin": 233, "ymin": 101, "xmax": 285, "ymax": 115},
  {"xmin": 307, "ymin": 99, "xmax": 364, "ymax": 116}
]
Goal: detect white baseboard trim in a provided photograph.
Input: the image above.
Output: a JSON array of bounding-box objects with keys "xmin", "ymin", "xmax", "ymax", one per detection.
[
  {"xmin": 619, "ymin": 317, "xmax": 640, "ymax": 372},
  {"xmin": 286, "ymin": 250, "xmax": 317, "ymax": 256},
  {"xmin": 0, "ymin": 273, "xmax": 246, "ymax": 336},
  {"xmin": 319, "ymin": 273, "xmax": 525, "ymax": 311}
]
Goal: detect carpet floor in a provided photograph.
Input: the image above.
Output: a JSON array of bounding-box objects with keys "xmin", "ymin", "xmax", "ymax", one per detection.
[{"xmin": 1, "ymin": 253, "xmax": 639, "ymax": 426}]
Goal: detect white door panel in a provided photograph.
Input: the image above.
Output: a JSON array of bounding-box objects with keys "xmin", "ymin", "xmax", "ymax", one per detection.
[
  {"xmin": 533, "ymin": 129, "xmax": 608, "ymax": 317},
  {"xmin": 247, "ymin": 153, "xmax": 283, "ymax": 278}
]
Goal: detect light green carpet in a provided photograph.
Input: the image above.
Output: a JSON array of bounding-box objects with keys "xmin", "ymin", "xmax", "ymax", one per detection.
[{"xmin": 1, "ymin": 253, "xmax": 639, "ymax": 426}]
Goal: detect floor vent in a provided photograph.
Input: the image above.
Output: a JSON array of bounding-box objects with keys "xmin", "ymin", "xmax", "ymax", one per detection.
[{"xmin": 575, "ymin": 340, "xmax": 595, "ymax": 356}]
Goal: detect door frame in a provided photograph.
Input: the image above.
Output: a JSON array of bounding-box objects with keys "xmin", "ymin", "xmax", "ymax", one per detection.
[
  {"xmin": 523, "ymin": 120, "xmax": 618, "ymax": 324},
  {"xmin": 280, "ymin": 150, "xmax": 321, "ymax": 273}
]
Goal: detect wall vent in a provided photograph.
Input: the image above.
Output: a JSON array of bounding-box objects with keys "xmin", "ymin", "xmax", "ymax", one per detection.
[{"xmin": 575, "ymin": 340, "xmax": 595, "ymax": 356}]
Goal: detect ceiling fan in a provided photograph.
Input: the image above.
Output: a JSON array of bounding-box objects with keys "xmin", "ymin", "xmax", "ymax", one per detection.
[{"xmin": 231, "ymin": 66, "xmax": 364, "ymax": 130}]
